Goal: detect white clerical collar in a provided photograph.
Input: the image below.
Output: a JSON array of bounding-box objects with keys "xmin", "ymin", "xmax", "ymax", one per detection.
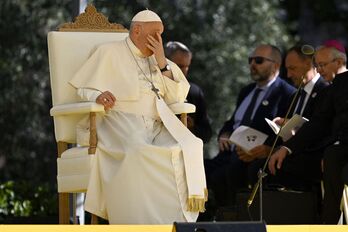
[
  {"xmin": 126, "ymin": 37, "xmax": 146, "ymax": 58},
  {"xmin": 304, "ymin": 73, "xmax": 320, "ymax": 94}
]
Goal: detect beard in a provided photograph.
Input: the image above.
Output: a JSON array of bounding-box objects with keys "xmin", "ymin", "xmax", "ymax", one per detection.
[{"xmin": 250, "ymin": 68, "xmax": 271, "ymax": 82}]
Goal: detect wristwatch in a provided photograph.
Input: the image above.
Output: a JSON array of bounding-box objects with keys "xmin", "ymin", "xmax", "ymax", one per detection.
[{"xmin": 160, "ymin": 64, "xmax": 171, "ymax": 72}]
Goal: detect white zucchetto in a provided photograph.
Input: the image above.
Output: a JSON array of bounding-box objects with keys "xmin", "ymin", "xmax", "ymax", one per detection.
[{"xmin": 131, "ymin": 9, "xmax": 162, "ymax": 22}]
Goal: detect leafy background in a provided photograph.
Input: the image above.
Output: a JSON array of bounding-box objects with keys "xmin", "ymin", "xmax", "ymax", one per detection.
[{"xmin": 0, "ymin": 0, "xmax": 347, "ymax": 220}]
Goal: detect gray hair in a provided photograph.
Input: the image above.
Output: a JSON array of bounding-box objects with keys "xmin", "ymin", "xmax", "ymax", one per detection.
[{"xmin": 316, "ymin": 45, "xmax": 347, "ymax": 65}]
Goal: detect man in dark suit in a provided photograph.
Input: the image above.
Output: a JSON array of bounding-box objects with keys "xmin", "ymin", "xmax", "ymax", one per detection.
[
  {"xmin": 268, "ymin": 45, "xmax": 329, "ymax": 189},
  {"xmin": 269, "ymin": 40, "xmax": 348, "ymax": 224},
  {"xmin": 205, "ymin": 44, "xmax": 296, "ymax": 208},
  {"xmin": 165, "ymin": 41, "xmax": 213, "ymax": 144}
]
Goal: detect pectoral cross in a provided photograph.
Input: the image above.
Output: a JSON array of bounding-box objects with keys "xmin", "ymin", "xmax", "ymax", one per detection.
[{"xmin": 151, "ymin": 83, "xmax": 160, "ymax": 99}]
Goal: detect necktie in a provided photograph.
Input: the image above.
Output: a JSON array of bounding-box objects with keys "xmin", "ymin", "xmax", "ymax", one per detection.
[
  {"xmin": 240, "ymin": 88, "xmax": 262, "ymax": 126},
  {"xmin": 295, "ymin": 88, "xmax": 307, "ymax": 115}
]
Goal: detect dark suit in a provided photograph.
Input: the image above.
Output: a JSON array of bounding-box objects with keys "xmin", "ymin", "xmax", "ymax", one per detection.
[
  {"xmin": 219, "ymin": 78, "xmax": 296, "ymax": 142},
  {"xmin": 187, "ymin": 82, "xmax": 212, "ymax": 143},
  {"xmin": 284, "ymin": 71, "xmax": 348, "ymax": 224},
  {"xmin": 206, "ymin": 77, "xmax": 296, "ymax": 207},
  {"xmin": 271, "ymin": 77, "xmax": 329, "ymax": 190},
  {"xmin": 288, "ymin": 77, "xmax": 328, "ymax": 119}
]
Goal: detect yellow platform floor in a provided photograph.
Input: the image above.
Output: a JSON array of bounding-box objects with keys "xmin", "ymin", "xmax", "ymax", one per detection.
[{"xmin": 0, "ymin": 225, "xmax": 348, "ymax": 232}]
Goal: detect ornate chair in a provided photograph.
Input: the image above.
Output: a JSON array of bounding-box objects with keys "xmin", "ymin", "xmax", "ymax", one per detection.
[{"xmin": 48, "ymin": 5, "xmax": 194, "ymax": 224}]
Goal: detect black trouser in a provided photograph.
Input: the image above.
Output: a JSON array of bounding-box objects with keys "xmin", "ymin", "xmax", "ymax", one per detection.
[
  {"xmin": 205, "ymin": 150, "xmax": 265, "ymax": 207},
  {"xmin": 322, "ymin": 144, "xmax": 348, "ymax": 224},
  {"xmin": 204, "ymin": 150, "xmax": 236, "ymax": 207},
  {"xmin": 269, "ymin": 150, "xmax": 323, "ymax": 190}
]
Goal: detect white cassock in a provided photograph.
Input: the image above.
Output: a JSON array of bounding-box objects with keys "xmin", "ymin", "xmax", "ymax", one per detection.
[{"xmin": 69, "ymin": 37, "xmax": 207, "ymax": 224}]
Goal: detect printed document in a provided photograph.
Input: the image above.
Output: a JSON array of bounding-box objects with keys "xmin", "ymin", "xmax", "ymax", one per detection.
[
  {"xmin": 229, "ymin": 126, "xmax": 268, "ymax": 153},
  {"xmin": 265, "ymin": 114, "xmax": 309, "ymax": 141}
]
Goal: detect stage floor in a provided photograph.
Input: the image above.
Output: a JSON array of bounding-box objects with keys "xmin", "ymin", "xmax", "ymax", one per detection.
[{"xmin": 0, "ymin": 225, "xmax": 348, "ymax": 232}]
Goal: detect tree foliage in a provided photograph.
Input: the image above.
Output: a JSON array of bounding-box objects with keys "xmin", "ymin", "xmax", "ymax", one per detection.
[
  {"xmin": 0, "ymin": 0, "xmax": 73, "ymax": 186},
  {"xmin": 280, "ymin": 0, "xmax": 348, "ymax": 44}
]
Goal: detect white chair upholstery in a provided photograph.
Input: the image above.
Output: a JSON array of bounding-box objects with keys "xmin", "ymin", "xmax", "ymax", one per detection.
[
  {"xmin": 57, "ymin": 147, "xmax": 94, "ymax": 193},
  {"xmin": 48, "ymin": 31, "xmax": 129, "ymax": 143},
  {"xmin": 48, "ymin": 31, "xmax": 129, "ymax": 194}
]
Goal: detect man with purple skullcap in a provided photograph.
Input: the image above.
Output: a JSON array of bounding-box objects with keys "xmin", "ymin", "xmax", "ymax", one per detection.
[
  {"xmin": 70, "ymin": 9, "xmax": 207, "ymax": 224},
  {"xmin": 323, "ymin": 39, "xmax": 346, "ymax": 53}
]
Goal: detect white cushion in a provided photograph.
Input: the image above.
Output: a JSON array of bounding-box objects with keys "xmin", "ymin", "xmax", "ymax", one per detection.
[{"xmin": 57, "ymin": 147, "xmax": 94, "ymax": 193}]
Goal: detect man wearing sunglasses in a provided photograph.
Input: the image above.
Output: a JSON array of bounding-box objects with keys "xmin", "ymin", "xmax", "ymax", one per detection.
[
  {"xmin": 269, "ymin": 40, "xmax": 348, "ymax": 224},
  {"xmin": 204, "ymin": 44, "xmax": 296, "ymax": 214}
]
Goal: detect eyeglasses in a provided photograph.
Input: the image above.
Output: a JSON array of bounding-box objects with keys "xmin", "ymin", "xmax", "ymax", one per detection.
[
  {"xmin": 248, "ymin": 56, "xmax": 275, "ymax": 65},
  {"xmin": 314, "ymin": 59, "xmax": 336, "ymax": 69}
]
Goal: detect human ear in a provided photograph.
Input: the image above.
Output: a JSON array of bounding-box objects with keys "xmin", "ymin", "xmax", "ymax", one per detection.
[
  {"xmin": 133, "ymin": 24, "xmax": 142, "ymax": 35},
  {"xmin": 335, "ymin": 58, "xmax": 344, "ymax": 67}
]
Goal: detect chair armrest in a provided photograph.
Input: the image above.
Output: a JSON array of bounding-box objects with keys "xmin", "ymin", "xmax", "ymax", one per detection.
[
  {"xmin": 168, "ymin": 102, "xmax": 196, "ymax": 114},
  {"xmin": 50, "ymin": 102, "xmax": 105, "ymax": 116}
]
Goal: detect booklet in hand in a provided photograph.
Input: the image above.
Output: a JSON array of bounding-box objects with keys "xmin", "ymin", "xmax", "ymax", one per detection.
[
  {"xmin": 265, "ymin": 114, "xmax": 309, "ymax": 141},
  {"xmin": 229, "ymin": 126, "xmax": 268, "ymax": 153}
]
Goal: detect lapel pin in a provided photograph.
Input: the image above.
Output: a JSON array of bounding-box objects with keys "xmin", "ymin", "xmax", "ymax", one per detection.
[
  {"xmin": 311, "ymin": 92, "xmax": 317, "ymax": 98},
  {"xmin": 262, "ymin": 100, "xmax": 269, "ymax": 106}
]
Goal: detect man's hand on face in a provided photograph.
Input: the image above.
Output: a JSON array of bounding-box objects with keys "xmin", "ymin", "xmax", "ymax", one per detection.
[
  {"xmin": 96, "ymin": 91, "xmax": 116, "ymax": 111},
  {"xmin": 146, "ymin": 32, "xmax": 166, "ymax": 68}
]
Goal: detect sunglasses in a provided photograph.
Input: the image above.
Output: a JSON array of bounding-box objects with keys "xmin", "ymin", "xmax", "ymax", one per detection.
[{"xmin": 248, "ymin": 56, "xmax": 275, "ymax": 65}]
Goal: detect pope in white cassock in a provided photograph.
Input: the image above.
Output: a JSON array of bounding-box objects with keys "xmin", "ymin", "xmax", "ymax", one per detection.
[{"xmin": 69, "ymin": 9, "xmax": 207, "ymax": 224}]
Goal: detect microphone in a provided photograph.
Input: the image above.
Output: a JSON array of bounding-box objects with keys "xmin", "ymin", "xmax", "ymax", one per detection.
[{"xmin": 247, "ymin": 75, "xmax": 305, "ymax": 208}]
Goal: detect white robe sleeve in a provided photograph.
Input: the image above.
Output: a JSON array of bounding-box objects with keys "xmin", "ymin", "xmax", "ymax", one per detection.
[
  {"xmin": 77, "ymin": 88, "xmax": 101, "ymax": 102},
  {"xmin": 161, "ymin": 60, "xmax": 190, "ymax": 105}
]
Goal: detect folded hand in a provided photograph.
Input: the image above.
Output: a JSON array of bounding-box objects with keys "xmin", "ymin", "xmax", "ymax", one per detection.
[{"xmin": 96, "ymin": 91, "xmax": 116, "ymax": 110}]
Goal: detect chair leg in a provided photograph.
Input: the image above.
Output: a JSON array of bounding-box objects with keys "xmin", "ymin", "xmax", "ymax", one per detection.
[
  {"xmin": 59, "ymin": 193, "xmax": 70, "ymax": 224},
  {"xmin": 91, "ymin": 214, "xmax": 99, "ymax": 224},
  {"xmin": 58, "ymin": 142, "xmax": 70, "ymax": 224},
  {"xmin": 180, "ymin": 113, "xmax": 187, "ymax": 127}
]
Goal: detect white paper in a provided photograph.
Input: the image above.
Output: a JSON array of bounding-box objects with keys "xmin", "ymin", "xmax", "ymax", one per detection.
[
  {"xmin": 229, "ymin": 126, "xmax": 268, "ymax": 153},
  {"xmin": 265, "ymin": 114, "xmax": 309, "ymax": 141}
]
